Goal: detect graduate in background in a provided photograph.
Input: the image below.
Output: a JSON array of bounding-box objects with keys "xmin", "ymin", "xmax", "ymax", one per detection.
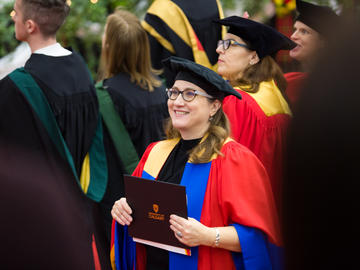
[
  {"xmin": 283, "ymin": 17, "xmax": 359, "ymax": 270},
  {"xmin": 142, "ymin": 0, "xmax": 225, "ymax": 71},
  {"xmin": 0, "ymin": 1, "xmax": 110, "ymax": 267},
  {"xmin": 285, "ymin": 0, "xmax": 339, "ymax": 106},
  {"xmin": 96, "ymin": 9, "xmax": 169, "ymax": 241},
  {"xmin": 214, "ymin": 16, "xmax": 296, "ymax": 212},
  {"xmin": 111, "ymin": 57, "xmax": 282, "ymax": 270},
  {"xmin": 97, "ymin": 8, "xmax": 168, "ymax": 159}
]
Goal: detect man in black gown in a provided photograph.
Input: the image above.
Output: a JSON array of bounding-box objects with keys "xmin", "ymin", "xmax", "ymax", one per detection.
[{"xmin": 0, "ymin": 1, "xmax": 111, "ymax": 268}]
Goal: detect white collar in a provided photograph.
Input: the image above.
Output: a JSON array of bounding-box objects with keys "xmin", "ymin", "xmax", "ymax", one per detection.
[{"xmin": 33, "ymin": 43, "xmax": 72, "ymax": 57}]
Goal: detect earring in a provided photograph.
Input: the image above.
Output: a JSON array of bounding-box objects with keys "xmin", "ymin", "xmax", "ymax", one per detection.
[{"xmin": 209, "ymin": 116, "xmax": 214, "ymax": 121}]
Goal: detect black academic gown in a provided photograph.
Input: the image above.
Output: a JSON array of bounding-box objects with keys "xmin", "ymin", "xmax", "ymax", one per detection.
[
  {"xmin": 103, "ymin": 72, "xmax": 169, "ymax": 157},
  {"xmin": 0, "ymin": 52, "xmax": 111, "ymax": 269},
  {"xmin": 95, "ymin": 72, "xmax": 168, "ymax": 250},
  {"xmin": 143, "ymin": 0, "xmax": 223, "ymax": 70},
  {"xmin": 24, "ymin": 52, "xmax": 99, "ymax": 174}
]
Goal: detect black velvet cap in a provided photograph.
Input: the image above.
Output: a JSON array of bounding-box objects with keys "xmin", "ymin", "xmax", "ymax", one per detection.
[
  {"xmin": 162, "ymin": 56, "xmax": 242, "ymax": 100},
  {"xmin": 213, "ymin": 16, "xmax": 296, "ymax": 59},
  {"xmin": 296, "ymin": 0, "xmax": 339, "ymax": 37}
]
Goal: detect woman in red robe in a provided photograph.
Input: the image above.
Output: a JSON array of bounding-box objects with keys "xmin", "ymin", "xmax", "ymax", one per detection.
[
  {"xmin": 110, "ymin": 57, "xmax": 282, "ymax": 270},
  {"xmin": 213, "ymin": 16, "xmax": 296, "ymax": 210}
]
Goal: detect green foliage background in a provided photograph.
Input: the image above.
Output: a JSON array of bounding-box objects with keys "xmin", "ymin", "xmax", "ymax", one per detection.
[
  {"xmin": 0, "ymin": 3, "xmax": 18, "ymax": 59},
  {"xmin": 0, "ymin": 0, "xmax": 358, "ymax": 78}
]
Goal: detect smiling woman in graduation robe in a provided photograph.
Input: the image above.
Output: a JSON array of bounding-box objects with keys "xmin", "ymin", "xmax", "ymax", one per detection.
[{"xmin": 110, "ymin": 57, "xmax": 282, "ymax": 270}]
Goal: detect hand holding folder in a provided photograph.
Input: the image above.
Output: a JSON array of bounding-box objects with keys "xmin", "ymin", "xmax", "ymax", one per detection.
[{"xmin": 124, "ymin": 175, "xmax": 191, "ymax": 255}]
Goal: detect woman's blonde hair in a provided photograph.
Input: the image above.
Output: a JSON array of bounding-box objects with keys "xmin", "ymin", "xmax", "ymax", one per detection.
[
  {"xmin": 165, "ymin": 103, "xmax": 230, "ymax": 163},
  {"xmin": 98, "ymin": 9, "xmax": 161, "ymax": 91},
  {"xmin": 235, "ymin": 55, "xmax": 288, "ymax": 94}
]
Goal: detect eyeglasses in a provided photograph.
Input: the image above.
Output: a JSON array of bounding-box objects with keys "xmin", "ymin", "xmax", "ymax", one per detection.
[
  {"xmin": 217, "ymin": 39, "xmax": 249, "ymax": 51},
  {"xmin": 166, "ymin": 88, "xmax": 214, "ymax": 102}
]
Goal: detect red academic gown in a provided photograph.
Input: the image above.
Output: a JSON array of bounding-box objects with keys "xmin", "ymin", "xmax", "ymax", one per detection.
[
  {"xmin": 284, "ymin": 72, "xmax": 307, "ymax": 107},
  {"xmin": 223, "ymin": 80, "xmax": 292, "ymax": 210},
  {"xmin": 111, "ymin": 138, "xmax": 282, "ymax": 270}
]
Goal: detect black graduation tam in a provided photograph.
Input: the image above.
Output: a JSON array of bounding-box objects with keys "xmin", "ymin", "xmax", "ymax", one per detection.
[
  {"xmin": 213, "ymin": 16, "xmax": 296, "ymax": 59},
  {"xmin": 296, "ymin": 0, "xmax": 339, "ymax": 37},
  {"xmin": 162, "ymin": 56, "xmax": 242, "ymax": 100}
]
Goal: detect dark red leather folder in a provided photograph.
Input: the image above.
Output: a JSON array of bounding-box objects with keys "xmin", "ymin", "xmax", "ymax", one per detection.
[{"xmin": 124, "ymin": 175, "xmax": 191, "ymax": 255}]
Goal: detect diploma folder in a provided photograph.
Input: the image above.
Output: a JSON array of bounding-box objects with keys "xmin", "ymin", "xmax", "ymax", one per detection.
[{"xmin": 124, "ymin": 175, "xmax": 191, "ymax": 255}]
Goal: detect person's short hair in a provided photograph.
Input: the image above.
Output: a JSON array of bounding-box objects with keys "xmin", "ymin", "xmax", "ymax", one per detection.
[
  {"xmin": 98, "ymin": 8, "xmax": 161, "ymax": 91},
  {"xmin": 21, "ymin": 0, "xmax": 70, "ymax": 37}
]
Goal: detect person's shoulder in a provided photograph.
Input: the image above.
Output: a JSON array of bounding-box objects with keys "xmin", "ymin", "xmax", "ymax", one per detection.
[
  {"xmin": 67, "ymin": 51, "xmax": 89, "ymax": 67},
  {"xmin": 138, "ymin": 138, "xmax": 178, "ymax": 176},
  {"xmin": 144, "ymin": 138, "xmax": 179, "ymax": 161},
  {"xmin": 151, "ymin": 82, "xmax": 167, "ymax": 97},
  {"xmin": 220, "ymin": 138, "xmax": 258, "ymax": 158},
  {"xmin": 0, "ymin": 73, "xmax": 18, "ymax": 94},
  {"xmin": 242, "ymin": 81, "xmax": 292, "ymax": 117},
  {"xmin": 142, "ymin": 140, "xmax": 160, "ymax": 156},
  {"xmin": 217, "ymin": 139, "xmax": 270, "ymax": 184},
  {"xmin": 1, "ymin": 68, "xmax": 30, "ymax": 88},
  {"xmin": 222, "ymin": 89, "xmax": 243, "ymax": 107},
  {"xmin": 0, "ymin": 70, "xmax": 16, "ymax": 82},
  {"xmin": 63, "ymin": 50, "xmax": 91, "ymax": 71},
  {"xmin": 150, "ymin": 138, "xmax": 179, "ymax": 150},
  {"xmin": 105, "ymin": 73, "xmax": 132, "ymax": 89}
]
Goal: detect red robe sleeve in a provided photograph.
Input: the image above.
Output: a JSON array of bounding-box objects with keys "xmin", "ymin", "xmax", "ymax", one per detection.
[
  {"xmin": 284, "ymin": 72, "xmax": 307, "ymax": 106},
  {"xmin": 223, "ymin": 91, "xmax": 290, "ymax": 210},
  {"xmin": 132, "ymin": 142, "xmax": 157, "ymax": 177},
  {"xmin": 218, "ymin": 141, "xmax": 281, "ymax": 244},
  {"xmin": 198, "ymin": 141, "xmax": 282, "ymax": 270}
]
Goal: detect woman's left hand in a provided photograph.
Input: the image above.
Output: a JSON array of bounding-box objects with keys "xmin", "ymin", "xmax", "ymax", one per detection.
[{"xmin": 169, "ymin": 214, "xmax": 213, "ymax": 247}]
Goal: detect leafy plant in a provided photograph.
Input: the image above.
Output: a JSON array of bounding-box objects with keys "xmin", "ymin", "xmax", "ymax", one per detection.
[{"xmin": 0, "ymin": 3, "xmax": 20, "ymax": 58}]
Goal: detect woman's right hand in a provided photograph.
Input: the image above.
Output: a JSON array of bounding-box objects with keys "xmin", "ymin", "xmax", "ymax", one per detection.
[{"xmin": 111, "ymin": 197, "xmax": 133, "ymax": 226}]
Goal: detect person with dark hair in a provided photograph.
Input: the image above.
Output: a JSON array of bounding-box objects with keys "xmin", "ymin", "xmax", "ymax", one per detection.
[
  {"xmin": 96, "ymin": 8, "xmax": 169, "ymax": 243},
  {"xmin": 283, "ymin": 18, "xmax": 359, "ymax": 270},
  {"xmin": 0, "ymin": 1, "xmax": 110, "ymax": 267},
  {"xmin": 110, "ymin": 57, "xmax": 282, "ymax": 270},
  {"xmin": 214, "ymin": 16, "xmax": 296, "ymax": 211},
  {"xmin": 141, "ymin": 0, "xmax": 225, "ymax": 71},
  {"xmin": 285, "ymin": 0, "xmax": 339, "ymax": 105}
]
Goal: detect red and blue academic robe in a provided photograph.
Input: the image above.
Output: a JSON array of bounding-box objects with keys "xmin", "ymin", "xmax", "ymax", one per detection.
[
  {"xmin": 111, "ymin": 138, "xmax": 283, "ymax": 270},
  {"xmin": 284, "ymin": 72, "xmax": 307, "ymax": 107},
  {"xmin": 222, "ymin": 80, "xmax": 292, "ymax": 210}
]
